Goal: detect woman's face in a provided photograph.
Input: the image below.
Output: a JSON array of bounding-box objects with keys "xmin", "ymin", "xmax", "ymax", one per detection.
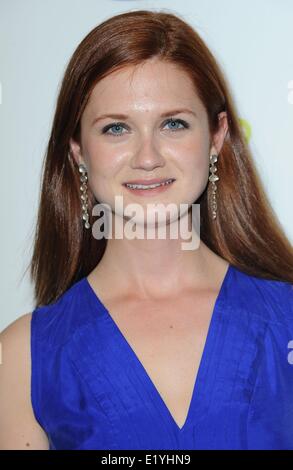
[{"xmin": 70, "ymin": 58, "xmax": 228, "ymax": 223}]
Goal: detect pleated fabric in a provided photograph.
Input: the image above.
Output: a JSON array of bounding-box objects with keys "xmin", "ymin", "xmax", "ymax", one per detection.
[{"xmin": 30, "ymin": 264, "xmax": 293, "ymax": 449}]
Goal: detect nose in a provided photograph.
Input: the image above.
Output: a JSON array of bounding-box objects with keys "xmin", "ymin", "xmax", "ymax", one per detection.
[{"xmin": 129, "ymin": 136, "xmax": 166, "ymax": 171}]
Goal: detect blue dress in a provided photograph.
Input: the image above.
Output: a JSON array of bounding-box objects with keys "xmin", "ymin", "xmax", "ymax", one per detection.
[{"xmin": 30, "ymin": 264, "xmax": 293, "ymax": 450}]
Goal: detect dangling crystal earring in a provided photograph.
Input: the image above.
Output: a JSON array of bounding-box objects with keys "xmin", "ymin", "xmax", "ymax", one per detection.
[
  {"xmin": 208, "ymin": 154, "xmax": 219, "ymax": 220},
  {"xmin": 78, "ymin": 164, "xmax": 90, "ymax": 229}
]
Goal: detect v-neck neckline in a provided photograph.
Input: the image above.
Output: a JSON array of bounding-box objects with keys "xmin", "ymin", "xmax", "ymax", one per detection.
[{"xmin": 83, "ymin": 263, "xmax": 233, "ymax": 434}]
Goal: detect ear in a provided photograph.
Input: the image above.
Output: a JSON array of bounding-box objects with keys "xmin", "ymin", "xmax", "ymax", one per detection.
[
  {"xmin": 210, "ymin": 112, "xmax": 229, "ymax": 155},
  {"xmin": 69, "ymin": 137, "xmax": 85, "ymax": 167}
]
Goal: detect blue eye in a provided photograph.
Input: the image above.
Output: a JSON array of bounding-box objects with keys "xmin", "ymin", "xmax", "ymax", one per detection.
[
  {"xmin": 101, "ymin": 118, "xmax": 189, "ymax": 137},
  {"xmin": 102, "ymin": 123, "xmax": 125, "ymax": 136},
  {"xmin": 164, "ymin": 118, "xmax": 188, "ymax": 131}
]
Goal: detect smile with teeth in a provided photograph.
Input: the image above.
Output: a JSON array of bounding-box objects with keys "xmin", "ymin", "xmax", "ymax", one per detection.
[{"xmin": 125, "ymin": 179, "xmax": 175, "ymax": 189}]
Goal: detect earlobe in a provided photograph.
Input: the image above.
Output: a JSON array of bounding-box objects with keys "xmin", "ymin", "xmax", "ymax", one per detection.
[
  {"xmin": 212, "ymin": 112, "xmax": 229, "ymax": 155},
  {"xmin": 219, "ymin": 112, "xmax": 229, "ymax": 140},
  {"xmin": 69, "ymin": 137, "xmax": 83, "ymax": 166}
]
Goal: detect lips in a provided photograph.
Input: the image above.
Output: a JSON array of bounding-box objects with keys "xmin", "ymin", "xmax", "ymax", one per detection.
[
  {"xmin": 122, "ymin": 178, "xmax": 176, "ymax": 196},
  {"xmin": 123, "ymin": 178, "xmax": 175, "ymax": 190},
  {"xmin": 123, "ymin": 178, "xmax": 175, "ymax": 185}
]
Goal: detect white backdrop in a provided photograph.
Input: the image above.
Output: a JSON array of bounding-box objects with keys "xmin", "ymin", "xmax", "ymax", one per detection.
[{"xmin": 1, "ymin": 0, "xmax": 292, "ymax": 331}]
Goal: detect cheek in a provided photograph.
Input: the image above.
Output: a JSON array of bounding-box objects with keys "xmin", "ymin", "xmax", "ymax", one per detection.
[
  {"xmin": 177, "ymin": 140, "xmax": 210, "ymax": 179},
  {"xmin": 184, "ymin": 152, "xmax": 208, "ymax": 171},
  {"xmin": 173, "ymin": 127, "xmax": 210, "ymax": 165},
  {"xmin": 83, "ymin": 137, "xmax": 122, "ymax": 178},
  {"xmin": 174, "ymin": 139, "xmax": 210, "ymax": 203},
  {"xmin": 185, "ymin": 155, "xmax": 209, "ymax": 200}
]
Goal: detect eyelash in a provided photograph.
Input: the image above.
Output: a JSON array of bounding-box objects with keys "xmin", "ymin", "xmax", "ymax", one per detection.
[{"xmin": 101, "ymin": 118, "xmax": 190, "ymax": 137}]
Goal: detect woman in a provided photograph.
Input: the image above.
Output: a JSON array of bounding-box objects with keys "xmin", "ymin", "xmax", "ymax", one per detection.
[{"xmin": 0, "ymin": 10, "xmax": 292, "ymax": 450}]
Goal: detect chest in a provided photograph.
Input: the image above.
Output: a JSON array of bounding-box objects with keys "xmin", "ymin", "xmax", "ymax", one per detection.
[{"xmin": 101, "ymin": 291, "xmax": 218, "ymax": 429}]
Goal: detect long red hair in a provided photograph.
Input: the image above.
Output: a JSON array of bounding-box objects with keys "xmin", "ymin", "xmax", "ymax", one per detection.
[{"xmin": 27, "ymin": 9, "xmax": 293, "ymax": 307}]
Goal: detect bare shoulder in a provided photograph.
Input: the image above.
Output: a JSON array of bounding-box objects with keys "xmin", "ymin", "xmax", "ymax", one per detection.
[
  {"xmin": 0, "ymin": 313, "xmax": 50, "ymax": 450},
  {"xmin": 0, "ymin": 312, "xmax": 32, "ymax": 343}
]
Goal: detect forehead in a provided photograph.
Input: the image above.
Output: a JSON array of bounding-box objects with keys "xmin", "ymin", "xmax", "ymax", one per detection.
[{"xmin": 84, "ymin": 59, "xmax": 206, "ymax": 117}]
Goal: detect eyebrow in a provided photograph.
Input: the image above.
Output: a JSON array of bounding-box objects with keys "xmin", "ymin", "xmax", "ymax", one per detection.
[{"xmin": 91, "ymin": 108, "xmax": 197, "ymax": 126}]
